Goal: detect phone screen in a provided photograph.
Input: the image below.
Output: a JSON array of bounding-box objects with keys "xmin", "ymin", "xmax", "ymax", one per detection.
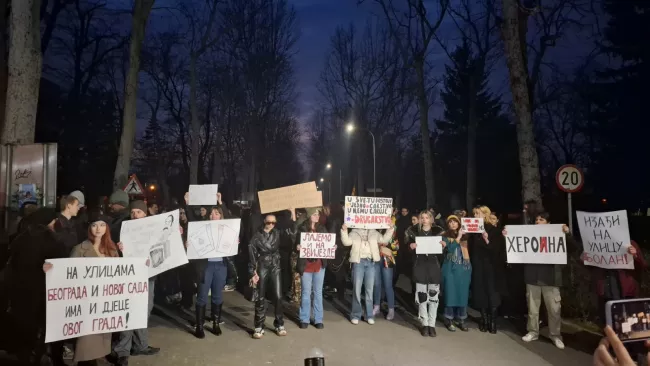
[{"xmin": 608, "ymin": 299, "xmax": 650, "ymax": 342}]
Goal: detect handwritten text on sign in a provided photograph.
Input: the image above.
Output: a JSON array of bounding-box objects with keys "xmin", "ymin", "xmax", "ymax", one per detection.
[
  {"xmin": 461, "ymin": 218, "xmax": 485, "ymax": 233},
  {"xmin": 300, "ymin": 232, "xmax": 336, "ymax": 259},
  {"xmin": 576, "ymin": 210, "xmax": 633, "ymax": 269},
  {"xmin": 344, "ymin": 196, "xmax": 392, "ymax": 229},
  {"xmin": 505, "ymin": 224, "xmax": 567, "ymax": 264},
  {"xmin": 45, "ymin": 257, "xmax": 149, "ymax": 343}
]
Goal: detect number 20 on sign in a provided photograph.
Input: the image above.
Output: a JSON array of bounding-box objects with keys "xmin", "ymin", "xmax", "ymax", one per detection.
[{"xmin": 556, "ymin": 164, "xmax": 584, "ymax": 234}]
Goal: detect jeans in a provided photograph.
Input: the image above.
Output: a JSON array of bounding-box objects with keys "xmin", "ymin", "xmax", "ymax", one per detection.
[
  {"xmin": 444, "ymin": 306, "xmax": 467, "ymax": 320},
  {"xmin": 415, "ymin": 283, "xmax": 440, "ymax": 327},
  {"xmin": 197, "ymin": 261, "xmax": 227, "ymax": 306},
  {"xmin": 351, "ymin": 259, "xmax": 375, "ymax": 321},
  {"xmin": 373, "ymin": 262, "xmax": 395, "ymax": 309},
  {"xmin": 114, "ymin": 278, "xmax": 155, "ymax": 357},
  {"xmin": 300, "ymin": 267, "xmax": 326, "ymax": 324}
]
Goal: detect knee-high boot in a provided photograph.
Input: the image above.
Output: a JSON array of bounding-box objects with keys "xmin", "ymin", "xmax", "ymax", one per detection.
[
  {"xmin": 489, "ymin": 307, "xmax": 498, "ymax": 334},
  {"xmin": 194, "ymin": 305, "xmax": 206, "ymax": 339},
  {"xmin": 479, "ymin": 308, "xmax": 488, "ymax": 332},
  {"xmin": 212, "ymin": 303, "xmax": 222, "ymax": 336}
]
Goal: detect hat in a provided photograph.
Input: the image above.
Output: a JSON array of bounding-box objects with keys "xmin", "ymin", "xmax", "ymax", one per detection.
[
  {"xmin": 109, "ymin": 190, "xmax": 129, "ymax": 207},
  {"xmin": 129, "ymin": 200, "xmax": 147, "ymax": 215},
  {"xmin": 305, "ymin": 207, "xmax": 320, "ymax": 218},
  {"xmin": 87, "ymin": 210, "xmax": 112, "ymax": 227},
  {"xmin": 69, "ymin": 190, "xmax": 85, "ymax": 208},
  {"xmin": 447, "ymin": 215, "xmax": 461, "ymax": 223}
]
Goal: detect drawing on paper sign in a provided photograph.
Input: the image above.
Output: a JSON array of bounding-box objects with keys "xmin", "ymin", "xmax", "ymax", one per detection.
[
  {"xmin": 215, "ymin": 225, "xmax": 238, "ymax": 254},
  {"xmin": 149, "ymin": 214, "xmax": 174, "ymax": 268},
  {"xmin": 189, "ymin": 224, "xmax": 215, "ymax": 257}
]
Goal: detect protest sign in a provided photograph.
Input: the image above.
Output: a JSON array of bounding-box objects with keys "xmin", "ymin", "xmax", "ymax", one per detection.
[
  {"xmin": 120, "ymin": 210, "xmax": 188, "ymax": 277},
  {"xmin": 505, "ymin": 224, "xmax": 567, "ymax": 264},
  {"xmin": 415, "ymin": 236, "xmax": 443, "ymax": 255},
  {"xmin": 258, "ymin": 182, "xmax": 322, "ymax": 214},
  {"xmin": 344, "ymin": 196, "xmax": 393, "ymax": 229},
  {"xmin": 299, "ymin": 232, "xmax": 336, "ymax": 259},
  {"xmin": 577, "ymin": 210, "xmax": 633, "ymax": 269},
  {"xmin": 44, "ymin": 257, "xmax": 149, "ymax": 343},
  {"xmin": 188, "ymin": 184, "xmax": 219, "ymax": 206},
  {"xmin": 461, "ymin": 218, "xmax": 485, "ymax": 233},
  {"xmin": 186, "ymin": 219, "xmax": 241, "ymax": 259}
]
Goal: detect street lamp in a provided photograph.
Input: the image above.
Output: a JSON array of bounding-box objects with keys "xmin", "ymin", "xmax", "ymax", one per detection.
[
  {"xmin": 346, "ymin": 123, "xmax": 376, "ymax": 197},
  {"xmin": 326, "ymin": 163, "xmax": 331, "ymax": 169},
  {"xmin": 320, "ymin": 178, "xmax": 324, "ymax": 182}
]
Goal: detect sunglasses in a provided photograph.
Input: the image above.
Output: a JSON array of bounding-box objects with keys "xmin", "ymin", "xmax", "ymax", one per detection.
[{"xmin": 265, "ymin": 221, "xmax": 277, "ymax": 225}]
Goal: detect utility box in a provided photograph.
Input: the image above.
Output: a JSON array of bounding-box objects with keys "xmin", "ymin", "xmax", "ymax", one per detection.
[{"xmin": 0, "ymin": 143, "xmax": 58, "ymax": 232}]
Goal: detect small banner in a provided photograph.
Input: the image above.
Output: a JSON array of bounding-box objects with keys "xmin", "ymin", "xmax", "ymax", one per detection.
[
  {"xmin": 577, "ymin": 210, "xmax": 633, "ymax": 269},
  {"xmin": 299, "ymin": 232, "xmax": 336, "ymax": 259},
  {"xmin": 461, "ymin": 217, "xmax": 485, "ymax": 233},
  {"xmin": 505, "ymin": 224, "xmax": 567, "ymax": 264},
  {"xmin": 344, "ymin": 196, "xmax": 392, "ymax": 229}
]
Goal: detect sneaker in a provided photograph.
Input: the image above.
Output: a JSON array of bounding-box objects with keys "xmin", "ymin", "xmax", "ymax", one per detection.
[
  {"xmin": 252, "ymin": 328, "xmax": 264, "ymax": 339},
  {"xmin": 275, "ymin": 326, "xmax": 287, "ymax": 336},
  {"xmin": 386, "ymin": 309, "xmax": 395, "ymax": 321},
  {"xmin": 522, "ymin": 332, "xmax": 539, "ymax": 342},
  {"xmin": 224, "ymin": 284, "xmax": 236, "ymax": 292},
  {"xmin": 552, "ymin": 337, "xmax": 565, "ymax": 350},
  {"xmin": 372, "ymin": 305, "xmax": 380, "ymax": 317},
  {"xmin": 314, "ymin": 323, "xmax": 324, "ymax": 329},
  {"xmin": 367, "ymin": 318, "xmax": 375, "ymax": 325},
  {"xmin": 350, "ymin": 319, "xmax": 359, "ymax": 325}
]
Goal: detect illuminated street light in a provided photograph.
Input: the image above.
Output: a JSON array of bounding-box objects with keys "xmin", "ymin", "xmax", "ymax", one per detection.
[
  {"xmin": 326, "ymin": 163, "xmax": 331, "ymax": 169},
  {"xmin": 149, "ymin": 184, "xmax": 156, "ymax": 191},
  {"xmin": 320, "ymin": 178, "xmax": 324, "ymax": 182},
  {"xmin": 346, "ymin": 123, "xmax": 354, "ymax": 133}
]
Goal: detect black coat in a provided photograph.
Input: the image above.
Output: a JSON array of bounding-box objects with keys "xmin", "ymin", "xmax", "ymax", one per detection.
[
  {"xmin": 53, "ymin": 214, "xmax": 78, "ymax": 255},
  {"xmin": 468, "ymin": 224, "xmax": 507, "ymax": 309},
  {"xmin": 248, "ymin": 228, "xmax": 283, "ymax": 276},
  {"xmin": 293, "ymin": 221, "xmax": 329, "ymax": 275},
  {"xmin": 404, "ymin": 224, "xmax": 444, "ymax": 285}
]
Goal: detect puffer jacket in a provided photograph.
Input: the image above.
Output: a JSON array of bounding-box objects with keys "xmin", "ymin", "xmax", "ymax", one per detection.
[
  {"xmin": 340, "ymin": 227, "xmax": 394, "ymax": 263},
  {"xmin": 404, "ymin": 224, "xmax": 444, "ymax": 284}
]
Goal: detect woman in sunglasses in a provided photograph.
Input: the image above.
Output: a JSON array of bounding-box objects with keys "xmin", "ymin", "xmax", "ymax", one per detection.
[{"xmin": 249, "ymin": 209, "xmax": 296, "ymax": 339}]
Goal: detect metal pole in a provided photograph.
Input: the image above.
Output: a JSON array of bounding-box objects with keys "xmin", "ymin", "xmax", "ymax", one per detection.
[
  {"xmin": 339, "ymin": 169, "xmax": 342, "ymax": 200},
  {"xmin": 370, "ymin": 131, "xmax": 376, "ymax": 197},
  {"xmin": 567, "ymin": 192, "xmax": 573, "ymax": 233}
]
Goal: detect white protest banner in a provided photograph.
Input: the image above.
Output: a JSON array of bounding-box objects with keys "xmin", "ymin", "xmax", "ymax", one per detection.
[
  {"xmin": 186, "ymin": 219, "xmax": 241, "ymax": 259},
  {"xmin": 577, "ymin": 210, "xmax": 633, "ymax": 269},
  {"xmin": 300, "ymin": 232, "xmax": 336, "ymax": 259},
  {"xmin": 120, "ymin": 210, "xmax": 188, "ymax": 277},
  {"xmin": 461, "ymin": 217, "xmax": 485, "ymax": 233},
  {"xmin": 344, "ymin": 196, "xmax": 392, "ymax": 229},
  {"xmin": 44, "ymin": 257, "xmax": 149, "ymax": 343},
  {"xmin": 188, "ymin": 184, "xmax": 219, "ymax": 206},
  {"xmin": 416, "ymin": 236, "xmax": 443, "ymax": 255},
  {"xmin": 505, "ymin": 224, "xmax": 567, "ymax": 264}
]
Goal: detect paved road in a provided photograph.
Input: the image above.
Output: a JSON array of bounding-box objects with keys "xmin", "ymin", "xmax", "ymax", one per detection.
[{"xmin": 125, "ymin": 290, "xmax": 592, "ymax": 366}]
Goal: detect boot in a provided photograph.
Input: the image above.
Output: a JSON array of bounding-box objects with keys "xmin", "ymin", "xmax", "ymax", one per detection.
[
  {"xmin": 194, "ymin": 305, "xmax": 206, "ymax": 339},
  {"xmin": 457, "ymin": 319, "xmax": 469, "ymax": 332},
  {"xmin": 479, "ymin": 309, "xmax": 488, "ymax": 332},
  {"xmin": 211, "ymin": 303, "xmax": 222, "ymax": 336},
  {"xmin": 489, "ymin": 308, "xmax": 498, "ymax": 334}
]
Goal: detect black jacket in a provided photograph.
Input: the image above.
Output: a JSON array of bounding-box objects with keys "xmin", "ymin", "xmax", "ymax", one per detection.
[
  {"xmin": 248, "ymin": 228, "xmax": 282, "ymax": 276},
  {"xmin": 185, "ymin": 202, "xmax": 232, "ymax": 283},
  {"xmin": 404, "ymin": 224, "xmax": 444, "ymax": 284},
  {"xmin": 53, "ymin": 214, "xmax": 78, "ymax": 255},
  {"xmin": 293, "ymin": 220, "xmax": 328, "ymax": 275},
  {"xmin": 109, "ymin": 209, "xmax": 130, "ymax": 244}
]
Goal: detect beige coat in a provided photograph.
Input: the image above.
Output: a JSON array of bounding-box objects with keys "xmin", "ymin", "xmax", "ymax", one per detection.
[
  {"xmin": 70, "ymin": 241, "xmax": 114, "ymax": 363},
  {"xmin": 340, "ymin": 228, "xmax": 394, "ymax": 263}
]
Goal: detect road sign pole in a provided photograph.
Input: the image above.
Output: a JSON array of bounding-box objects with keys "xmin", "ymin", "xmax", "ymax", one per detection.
[{"xmin": 567, "ymin": 192, "xmax": 573, "ymax": 234}]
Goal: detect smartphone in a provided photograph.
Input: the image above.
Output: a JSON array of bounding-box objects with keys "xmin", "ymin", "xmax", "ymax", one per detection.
[{"xmin": 606, "ymin": 298, "xmax": 650, "ymax": 347}]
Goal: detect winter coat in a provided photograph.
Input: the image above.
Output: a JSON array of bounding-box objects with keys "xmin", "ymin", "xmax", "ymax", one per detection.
[
  {"xmin": 468, "ymin": 224, "xmax": 507, "ymax": 309},
  {"xmin": 340, "ymin": 227, "xmax": 394, "ymax": 263},
  {"xmin": 109, "ymin": 209, "xmax": 130, "ymax": 244},
  {"xmin": 404, "ymin": 224, "xmax": 444, "ymax": 285}
]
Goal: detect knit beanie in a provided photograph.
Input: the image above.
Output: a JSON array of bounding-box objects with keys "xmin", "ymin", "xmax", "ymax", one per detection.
[
  {"xmin": 109, "ymin": 190, "xmax": 129, "ymax": 207},
  {"xmin": 305, "ymin": 207, "xmax": 320, "ymax": 218},
  {"xmin": 129, "ymin": 200, "xmax": 147, "ymax": 215}
]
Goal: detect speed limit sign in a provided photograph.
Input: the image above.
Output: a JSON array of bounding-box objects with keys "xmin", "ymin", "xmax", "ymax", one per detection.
[{"xmin": 555, "ymin": 164, "xmax": 584, "ymax": 193}]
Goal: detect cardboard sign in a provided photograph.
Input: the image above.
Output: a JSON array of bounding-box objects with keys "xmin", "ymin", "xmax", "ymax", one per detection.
[
  {"xmin": 505, "ymin": 224, "xmax": 567, "ymax": 264},
  {"xmin": 120, "ymin": 210, "xmax": 188, "ymax": 277},
  {"xmin": 415, "ymin": 236, "xmax": 443, "ymax": 254},
  {"xmin": 257, "ymin": 182, "xmax": 322, "ymax": 214},
  {"xmin": 186, "ymin": 219, "xmax": 241, "ymax": 259},
  {"xmin": 577, "ymin": 210, "xmax": 633, "ymax": 269},
  {"xmin": 44, "ymin": 257, "xmax": 149, "ymax": 343},
  {"xmin": 299, "ymin": 232, "xmax": 336, "ymax": 259},
  {"xmin": 344, "ymin": 196, "xmax": 392, "ymax": 229},
  {"xmin": 188, "ymin": 184, "xmax": 219, "ymax": 206},
  {"xmin": 461, "ymin": 218, "xmax": 485, "ymax": 233}
]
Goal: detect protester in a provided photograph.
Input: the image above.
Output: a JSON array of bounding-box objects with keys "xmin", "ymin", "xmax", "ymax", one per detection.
[
  {"xmin": 374, "ymin": 218, "xmax": 399, "ymax": 321},
  {"xmin": 340, "ymin": 222, "xmax": 394, "ymax": 325},
  {"xmin": 68, "ymin": 190, "xmax": 89, "ymax": 241},
  {"xmin": 53, "ymin": 195, "xmax": 81, "ymax": 253},
  {"xmin": 405, "ymin": 211, "xmax": 444, "ymax": 337},
  {"xmin": 107, "ymin": 190, "xmax": 130, "ymax": 244},
  {"xmin": 441, "ymin": 215, "xmax": 471, "ymax": 332},
  {"xmin": 324, "ymin": 203, "xmax": 348, "ymax": 302}
]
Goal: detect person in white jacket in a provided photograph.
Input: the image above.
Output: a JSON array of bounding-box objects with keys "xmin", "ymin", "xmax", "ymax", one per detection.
[{"xmin": 340, "ymin": 224, "xmax": 394, "ymax": 324}]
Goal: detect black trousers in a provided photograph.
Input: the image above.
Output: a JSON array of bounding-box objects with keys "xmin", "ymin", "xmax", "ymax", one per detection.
[
  {"xmin": 179, "ymin": 262, "xmax": 196, "ymax": 308},
  {"xmin": 254, "ymin": 257, "xmax": 284, "ymax": 329},
  {"xmin": 225, "ymin": 256, "xmax": 238, "ymax": 286},
  {"xmin": 280, "ymin": 250, "xmax": 293, "ymax": 296}
]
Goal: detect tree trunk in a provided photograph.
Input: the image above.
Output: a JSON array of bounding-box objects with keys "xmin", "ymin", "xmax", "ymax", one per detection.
[
  {"xmin": 113, "ymin": 0, "xmax": 154, "ymax": 190},
  {"xmin": 2, "ymin": 0, "xmax": 41, "ymax": 144},
  {"xmin": 465, "ymin": 75, "xmax": 478, "ymax": 209},
  {"xmin": 0, "ymin": 0, "xmax": 9, "ymax": 136},
  {"xmin": 415, "ymin": 60, "xmax": 435, "ymax": 207},
  {"xmin": 501, "ymin": 0, "xmax": 543, "ymax": 208},
  {"xmin": 189, "ymin": 53, "xmax": 200, "ymax": 184}
]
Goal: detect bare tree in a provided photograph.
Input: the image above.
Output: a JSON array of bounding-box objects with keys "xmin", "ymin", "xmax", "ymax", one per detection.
[
  {"xmin": 2, "ymin": 0, "xmax": 42, "ymax": 144},
  {"xmin": 113, "ymin": 0, "xmax": 155, "ymax": 190},
  {"xmin": 362, "ymin": 0, "xmax": 450, "ymax": 206}
]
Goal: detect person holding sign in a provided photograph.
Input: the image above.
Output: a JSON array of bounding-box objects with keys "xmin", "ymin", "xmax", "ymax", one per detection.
[
  {"xmin": 503, "ymin": 212, "xmax": 571, "ymax": 350},
  {"xmin": 440, "ymin": 215, "xmax": 471, "ymax": 332},
  {"xmin": 44, "ymin": 212, "xmax": 121, "ymax": 365},
  {"xmin": 340, "ymin": 222, "xmax": 394, "ymax": 325},
  {"xmin": 292, "ymin": 207, "xmax": 329, "ymax": 329},
  {"xmin": 404, "ymin": 211, "xmax": 444, "ymax": 337}
]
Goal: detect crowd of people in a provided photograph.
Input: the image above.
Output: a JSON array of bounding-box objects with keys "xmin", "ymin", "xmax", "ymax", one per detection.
[{"xmin": 0, "ymin": 188, "xmax": 647, "ymax": 365}]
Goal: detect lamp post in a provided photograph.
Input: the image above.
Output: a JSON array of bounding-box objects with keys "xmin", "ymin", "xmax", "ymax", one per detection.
[
  {"xmin": 346, "ymin": 123, "xmax": 376, "ymax": 197},
  {"xmin": 320, "ymin": 177, "xmax": 331, "ymax": 204},
  {"xmin": 325, "ymin": 163, "xmax": 341, "ymax": 203}
]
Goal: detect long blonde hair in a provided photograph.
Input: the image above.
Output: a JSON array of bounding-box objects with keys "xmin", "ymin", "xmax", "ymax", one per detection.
[{"xmin": 472, "ymin": 205, "xmax": 492, "ymax": 219}]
